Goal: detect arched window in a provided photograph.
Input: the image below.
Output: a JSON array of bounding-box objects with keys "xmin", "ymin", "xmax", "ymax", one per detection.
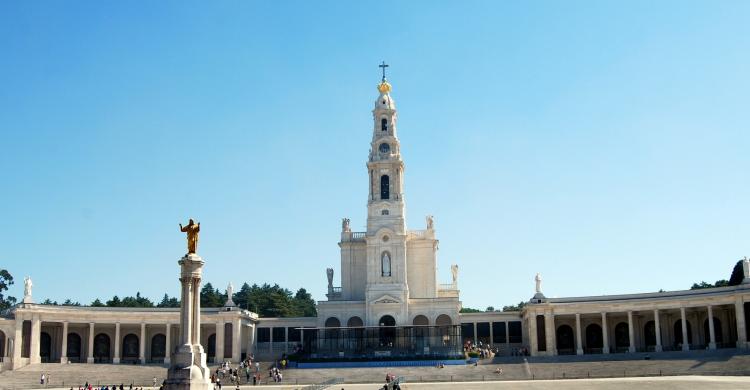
[
  {"xmin": 380, "ymin": 175, "xmax": 390, "ymax": 200},
  {"xmin": 381, "ymin": 251, "xmax": 392, "ymax": 277},
  {"xmin": 381, "ymin": 118, "xmax": 388, "ymax": 131}
]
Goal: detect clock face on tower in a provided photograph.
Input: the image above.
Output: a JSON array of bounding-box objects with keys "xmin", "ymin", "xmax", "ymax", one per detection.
[{"xmin": 379, "ymin": 143, "xmax": 391, "ymax": 154}]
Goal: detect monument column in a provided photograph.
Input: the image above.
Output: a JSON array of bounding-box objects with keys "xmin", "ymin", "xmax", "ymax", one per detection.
[
  {"xmin": 601, "ymin": 312, "xmax": 609, "ymax": 354},
  {"xmin": 165, "ymin": 323, "xmax": 171, "ymax": 365},
  {"xmin": 735, "ymin": 297, "xmax": 747, "ymax": 348},
  {"xmin": 680, "ymin": 307, "xmax": 689, "ymax": 351},
  {"xmin": 113, "ymin": 322, "xmax": 121, "ymax": 364},
  {"xmin": 627, "ymin": 311, "xmax": 635, "ymax": 353},
  {"xmin": 164, "ymin": 219, "xmax": 211, "ymax": 390},
  {"xmin": 87, "ymin": 322, "xmax": 95, "ymax": 363},
  {"xmin": 60, "ymin": 321, "xmax": 69, "ymax": 364},
  {"xmin": 575, "ymin": 314, "xmax": 583, "ymax": 355},
  {"xmin": 29, "ymin": 315, "xmax": 41, "ymax": 364},
  {"xmin": 654, "ymin": 309, "xmax": 662, "ymax": 352},
  {"xmin": 139, "ymin": 323, "xmax": 146, "ymax": 364},
  {"xmin": 215, "ymin": 322, "xmax": 225, "ymax": 363}
]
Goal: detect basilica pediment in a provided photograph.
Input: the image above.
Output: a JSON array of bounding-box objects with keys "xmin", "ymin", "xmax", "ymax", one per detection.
[{"xmin": 372, "ymin": 294, "xmax": 401, "ymax": 304}]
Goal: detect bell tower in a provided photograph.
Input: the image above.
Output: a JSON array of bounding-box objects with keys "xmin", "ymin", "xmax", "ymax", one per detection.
[
  {"xmin": 367, "ymin": 64, "xmax": 406, "ymax": 235},
  {"xmin": 364, "ymin": 63, "xmax": 410, "ymax": 325}
]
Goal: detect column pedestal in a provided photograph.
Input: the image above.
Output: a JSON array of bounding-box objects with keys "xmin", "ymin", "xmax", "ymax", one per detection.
[{"xmin": 164, "ymin": 253, "xmax": 211, "ymax": 390}]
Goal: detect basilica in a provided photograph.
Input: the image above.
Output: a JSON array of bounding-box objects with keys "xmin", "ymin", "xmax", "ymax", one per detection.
[{"xmin": 1, "ymin": 72, "xmax": 750, "ymax": 370}]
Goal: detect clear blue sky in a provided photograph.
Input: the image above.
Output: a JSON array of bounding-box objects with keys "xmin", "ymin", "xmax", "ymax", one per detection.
[{"xmin": 1, "ymin": 1, "xmax": 748, "ymax": 311}]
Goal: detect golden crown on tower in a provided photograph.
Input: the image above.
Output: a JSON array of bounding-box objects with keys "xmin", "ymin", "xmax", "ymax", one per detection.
[{"xmin": 378, "ymin": 80, "xmax": 392, "ymax": 94}]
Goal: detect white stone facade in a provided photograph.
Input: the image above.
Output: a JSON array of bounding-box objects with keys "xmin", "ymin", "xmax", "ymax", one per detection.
[{"xmin": 316, "ymin": 79, "xmax": 461, "ymax": 331}]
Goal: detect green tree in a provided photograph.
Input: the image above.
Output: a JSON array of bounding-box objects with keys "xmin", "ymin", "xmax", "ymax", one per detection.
[
  {"xmin": 0, "ymin": 269, "xmax": 17, "ymax": 311},
  {"xmin": 690, "ymin": 281, "xmax": 714, "ymax": 290},
  {"xmin": 106, "ymin": 295, "xmax": 122, "ymax": 307},
  {"xmin": 502, "ymin": 301, "xmax": 527, "ymax": 312},
  {"xmin": 62, "ymin": 299, "xmax": 81, "ymax": 306},
  {"xmin": 486, "ymin": 306, "xmax": 495, "ymax": 312},
  {"xmin": 157, "ymin": 293, "xmax": 180, "ymax": 308},
  {"xmin": 200, "ymin": 283, "xmax": 224, "ymax": 308},
  {"xmin": 91, "ymin": 298, "xmax": 105, "ymax": 307},
  {"xmin": 460, "ymin": 307, "xmax": 482, "ymax": 313},
  {"xmin": 292, "ymin": 288, "xmax": 317, "ymax": 317},
  {"xmin": 42, "ymin": 298, "xmax": 58, "ymax": 305},
  {"xmin": 729, "ymin": 260, "xmax": 745, "ymax": 286}
]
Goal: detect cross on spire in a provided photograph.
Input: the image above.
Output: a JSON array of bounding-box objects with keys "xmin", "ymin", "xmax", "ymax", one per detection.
[{"xmin": 379, "ymin": 61, "xmax": 389, "ymax": 81}]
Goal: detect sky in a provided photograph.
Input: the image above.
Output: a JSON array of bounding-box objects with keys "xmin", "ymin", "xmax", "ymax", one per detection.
[{"xmin": 1, "ymin": 1, "xmax": 749, "ymax": 311}]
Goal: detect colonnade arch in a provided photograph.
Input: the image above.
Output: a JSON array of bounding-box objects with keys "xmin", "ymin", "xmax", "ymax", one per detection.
[
  {"xmin": 347, "ymin": 316, "xmax": 364, "ymax": 327},
  {"xmin": 67, "ymin": 333, "xmax": 82, "ymax": 361},
  {"xmin": 93, "ymin": 334, "xmax": 110, "ymax": 361},
  {"xmin": 0, "ymin": 330, "xmax": 5, "ymax": 358},
  {"xmin": 150, "ymin": 334, "xmax": 166, "ymax": 359},
  {"xmin": 556, "ymin": 325, "xmax": 574, "ymax": 353},
  {"xmin": 585, "ymin": 324, "xmax": 603, "ymax": 350},
  {"xmin": 674, "ymin": 320, "xmax": 693, "ymax": 346},
  {"xmin": 614, "ymin": 322, "xmax": 629, "ymax": 349},
  {"xmin": 122, "ymin": 334, "xmax": 139, "ymax": 361}
]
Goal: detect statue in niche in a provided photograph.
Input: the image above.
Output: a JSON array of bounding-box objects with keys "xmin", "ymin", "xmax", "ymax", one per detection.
[
  {"xmin": 535, "ymin": 273, "xmax": 542, "ymax": 294},
  {"xmin": 24, "ymin": 276, "xmax": 32, "ymax": 298},
  {"xmin": 179, "ymin": 219, "xmax": 200, "ymax": 254},
  {"xmin": 326, "ymin": 268, "xmax": 334, "ymax": 288},
  {"xmin": 426, "ymin": 215, "xmax": 434, "ymax": 230},
  {"xmin": 341, "ymin": 218, "xmax": 351, "ymax": 232},
  {"xmin": 381, "ymin": 252, "xmax": 391, "ymax": 277},
  {"xmin": 451, "ymin": 264, "xmax": 458, "ymax": 285}
]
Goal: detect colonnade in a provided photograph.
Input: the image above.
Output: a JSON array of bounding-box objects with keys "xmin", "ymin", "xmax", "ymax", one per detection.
[
  {"xmin": 528, "ymin": 301, "xmax": 748, "ymax": 356},
  {"xmin": 5, "ymin": 314, "xmax": 257, "ymax": 369}
]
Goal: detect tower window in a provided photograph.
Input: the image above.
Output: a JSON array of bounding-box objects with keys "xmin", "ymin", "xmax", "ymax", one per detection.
[
  {"xmin": 380, "ymin": 175, "xmax": 390, "ymax": 200},
  {"xmin": 381, "ymin": 251, "xmax": 392, "ymax": 277},
  {"xmin": 381, "ymin": 118, "xmax": 388, "ymax": 131},
  {"xmin": 381, "ymin": 209, "xmax": 389, "ymax": 215}
]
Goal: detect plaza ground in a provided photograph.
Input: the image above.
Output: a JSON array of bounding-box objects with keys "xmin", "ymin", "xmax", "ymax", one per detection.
[{"xmin": 2, "ymin": 350, "xmax": 750, "ymax": 389}]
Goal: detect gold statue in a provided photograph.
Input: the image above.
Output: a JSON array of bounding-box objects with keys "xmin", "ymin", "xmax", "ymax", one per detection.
[{"xmin": 179, "ymin": 219, "xmax": 200, "ymax": 254}]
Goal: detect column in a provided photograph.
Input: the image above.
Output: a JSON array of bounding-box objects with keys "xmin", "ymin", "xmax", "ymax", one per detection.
[
  {"xmin": 601, "ymin": 312, "xmax": 609, "ymax": 354},
  {"xmin": 139, "ymin": 323, "xmax": 146, "ymax": 364},
  {"xmin": 283, "ymin": 326, "xmax": 289, "ymax": 354},
  {"xmin": 12, "ymin": 317, "xmax": 23, "ymax": 369},
  {"xmin": 179, "ymin": 277, "xmax": 192, "ymax": 348},
  {"xmin": 654, "ymin": 309, "xmax": 662, "ymax": 352},
  {"xmin": 29, "ymin": 315, "xmax": 41, "ymax": 364},
  {"xmin": 489, "ymin": 322, "xmax": 494, "ymax": 347},
  {"xmin": 473, "ymin": 322, "xmax": 478, "ymax": 345},
  {"xmin": 627, "ymin": 311, "xmax": 635, "ymax": 353},
  {"xmin": 707, "ymin": 305, "xmax": 716, "ymax": 350},
  {"xmin": 191, "ymin": 279, "xmax": 201, "ymax": 346},
  {"xmin": 60, "ymin": 321, "xmax": 69, "ymax": 364},
  {"xmin": 113, "ymin": 322, "xmax": 121, "ymax": 364},
  {"xmin": 215, "ymin": 322, "xmax": 225, "ymax": 363},
  {"xmin": 528, "ymin": 315, "xmax": 538, "ymax": 356},
  {"xmin": 246, "ymin": 324, "xmax": 255, "ymax": 358},
  {"xmin": 269, "ymin": 326, "xmax": 274, "ymax": 353},
  {"xmin": 680, "ymin": 307, "xmax": 689, "ymax": 351},
  {"xmin": 87, "ymin": 322, "xmax": 95, "ymax": 363},
  {"xmin": 574, "ymin": 314, "xmax": 583, "ymax": 355},
  {"xmin": 164, "ymin": 323, "xmax": 171, "ymax": 365},
  {"xmin": 544, "ymin": 312, "xmax": 556, "ymax": 356},
  {"xmin": 505, "ymin": 321, "xmax": 510, "ymax": 348},
  {"xmin": 735, "ymin": 297, "xmax": 747, "ymax": 348},
  {"xmin": 232, "ymin": 319, "xmax": 242, "ymax": 362}
]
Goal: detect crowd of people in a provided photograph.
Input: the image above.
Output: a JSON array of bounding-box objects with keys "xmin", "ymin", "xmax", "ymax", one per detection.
[{"xmin": 208, "ymin": 353, "xmax": 292, "ymax": 388}]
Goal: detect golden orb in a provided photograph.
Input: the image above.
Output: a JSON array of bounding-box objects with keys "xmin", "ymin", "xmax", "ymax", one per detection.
[{"xmin": 378, "ymin": 80, "xmax": 392, "ymax": 94}]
